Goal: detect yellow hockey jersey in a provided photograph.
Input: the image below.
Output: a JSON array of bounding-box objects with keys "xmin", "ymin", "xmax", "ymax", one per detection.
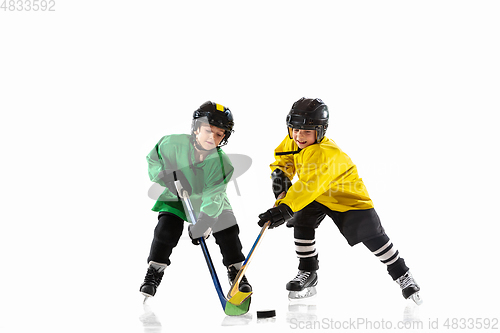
[{"xmin": 271, "ymin": 136, "xmax": 374, "ymax": 213}]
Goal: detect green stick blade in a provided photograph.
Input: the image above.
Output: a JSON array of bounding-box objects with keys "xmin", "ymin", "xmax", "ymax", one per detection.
[{"xmin": 224, "ymin": 297, "xmax": 251, "ymax": 316}]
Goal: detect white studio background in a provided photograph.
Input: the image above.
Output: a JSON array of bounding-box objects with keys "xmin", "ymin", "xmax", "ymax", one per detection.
[{"xmin": 1, "ymin": 1, "xmax": 499, "ymax": 332}]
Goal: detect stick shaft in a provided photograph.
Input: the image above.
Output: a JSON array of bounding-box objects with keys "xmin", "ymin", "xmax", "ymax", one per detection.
[
  {"xmin": 227, "ymin": 221, "xmax": 269, "ymax": 298},
  {"xmin": 227, "ymin": 192, "xmax": 285, "ymax": 301},
  {"xmin": 199, "ymin": 238, "xmax": 227, "ymax": 309},
  {"xmin": 175, "ymin": 180, "xmax": 228, "ymax": 310}
]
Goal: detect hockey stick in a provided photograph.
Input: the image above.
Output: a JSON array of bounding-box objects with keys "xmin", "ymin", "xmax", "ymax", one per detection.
[
  {"xmin": 226, "ymin": 221, "xmax": 269, "ymax": 305},
  {"xmin": 227, "ymin": 192, "xmax": 286, "ymax": 305},
  {"xmin": 174, "ymin": 179, "xmax": 250, "ymax": 316}
]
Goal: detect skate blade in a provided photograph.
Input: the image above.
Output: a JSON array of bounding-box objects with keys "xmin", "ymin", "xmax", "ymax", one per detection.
[
  {"xmin": 288, "ymin": 286, "xmax": 317, "ymax": 300},
  {"xmin": 409, "ymin": 292, "xmax": 423, "ymax": 305},
  {"xmin": 141, "ymin": 293, "xmax": 152, "ymax": 304}
]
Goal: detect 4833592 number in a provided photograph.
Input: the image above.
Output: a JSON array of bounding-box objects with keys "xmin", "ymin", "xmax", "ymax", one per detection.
[
  {"xmin": 1, "ymin": 0, "xmax": 55, "ymax": 11},
  {"xmin": 443, "ymin": 318, "xmax": 498, "ymax": 330}
]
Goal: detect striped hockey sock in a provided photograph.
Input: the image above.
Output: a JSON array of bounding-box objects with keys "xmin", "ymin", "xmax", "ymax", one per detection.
[
  {"xmin": 363, "ymin": 234, "xmax": 409, "ymax": 280},
  {"xmin": 294, "ymin": 227, "xmax": 319, "ymax": 271},
  {"xmin": 295, "ymin": 238, "xmax": 318, "ymax": 259},
  {"xmin": 372, "ymin": 239, "xmax": 400, "ymax": 266}
]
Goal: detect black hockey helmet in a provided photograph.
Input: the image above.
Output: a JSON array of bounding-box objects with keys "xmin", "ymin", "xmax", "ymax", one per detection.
[
  {"xmin": 192, "ymin": 101, "xmax": 234, "ymax": 146},
  {"xmin": 286, "ymin": 97, "xmax": 329, "ymax": 142}
]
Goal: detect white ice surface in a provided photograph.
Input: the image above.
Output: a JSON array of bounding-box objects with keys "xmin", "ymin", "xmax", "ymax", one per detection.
[{"xmin": 1, "ymin": 1, "xmax": 499, "ymax": 332}]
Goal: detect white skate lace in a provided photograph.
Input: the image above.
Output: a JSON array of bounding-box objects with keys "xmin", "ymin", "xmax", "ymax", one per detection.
[
  {"xmin": 292, "ymin": 271, "xmax": 311, "ymax": 285},
  {"xmin": 397, "ymin": 272, "xmax": 415, "ymax": 289}
]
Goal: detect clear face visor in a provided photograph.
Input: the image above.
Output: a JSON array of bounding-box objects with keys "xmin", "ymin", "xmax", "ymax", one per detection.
[
  {"xmin": 193, "ymin": 116, "xmax": 210, "ymax": 133},
  {"xmin": 192, "ymin": 116, "xmax": 230, "ymax": 148}
]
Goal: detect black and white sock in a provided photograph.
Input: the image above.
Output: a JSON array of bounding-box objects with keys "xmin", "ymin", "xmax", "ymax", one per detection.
[
  {"xmin": 295, "ymin": 238, "xmax": 317, "ymax": 259},
  {"xmin": 372, "ymin": 239, "xmax": 400, "ymax": 266},
  {"xmin": 363, "ymin": 234, "xmax": 409, "ymax": 280},
  {"xmin": 293, "ymin": 226, "xmax": 320, "ymax": 271}
]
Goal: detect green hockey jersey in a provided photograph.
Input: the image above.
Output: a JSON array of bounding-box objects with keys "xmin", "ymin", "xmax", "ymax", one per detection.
[{"xmin": 147, "ymin": 134, "xmax": 233, "ymax": 221}]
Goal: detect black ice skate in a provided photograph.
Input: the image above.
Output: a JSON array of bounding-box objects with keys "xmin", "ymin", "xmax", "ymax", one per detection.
[
  {"xmin": 286, "ymin": 270, "xmax": 318, "ymax": 300},
  {"xmin": 227, "ymin": 265, "xmax": 252, "ymax": 293},
  {"xmin": 396, "ymin": 271, "xmax": 422, "ymax": 305},
  {"xmin": 140, "ymin": 262, "xmax": 166, "ymax": 303}
]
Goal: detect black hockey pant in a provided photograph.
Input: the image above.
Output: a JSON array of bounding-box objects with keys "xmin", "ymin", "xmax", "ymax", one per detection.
[
  {"xmin": 289, "ymin": 202, "xmax": 409, "ymax": 280},
  {"xmin": 147, "ymin": 212, "xmax": 245, "ymax": 267}
]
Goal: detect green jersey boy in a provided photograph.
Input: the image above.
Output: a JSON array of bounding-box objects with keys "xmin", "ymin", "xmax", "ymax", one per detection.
[{"xmin": 140, "ymin": 101, "xmax": 251, "ymax": 299}]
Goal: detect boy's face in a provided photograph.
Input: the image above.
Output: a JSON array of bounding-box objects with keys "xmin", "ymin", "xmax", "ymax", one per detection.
[
  {"xmin": 194, "ymin": 123, "xmax": 225, "ymax": 150},
  {"xmin": 292, "ymin": 128, "xmax": 316, "ymax": 149}
]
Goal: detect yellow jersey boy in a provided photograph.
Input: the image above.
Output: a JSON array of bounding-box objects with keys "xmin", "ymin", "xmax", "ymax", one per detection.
[{"xmin": 257, "ymin": 97, "xmax": 421, "ymax": 304}]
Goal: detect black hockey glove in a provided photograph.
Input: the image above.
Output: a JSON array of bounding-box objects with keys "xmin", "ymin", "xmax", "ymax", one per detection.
[
  {"xmin": 159, "ymin": 170, "xmax": 192, "ymax": 198},
  {"xmin": 188, "ymin": 212, "xmax": 215, "ymax": 245},
  {"xmin": 258, "ymin": 204, "xmax": 294, "ymax": 229},
  {"xmin": 271, "ymin": 168, "xmax": 292, "ymax": 199}
]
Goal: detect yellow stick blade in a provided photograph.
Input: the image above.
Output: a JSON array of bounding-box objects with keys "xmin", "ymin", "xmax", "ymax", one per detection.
[{"xmin": 228, "ymin": 291, "xmax": 253, "ymax": 306}]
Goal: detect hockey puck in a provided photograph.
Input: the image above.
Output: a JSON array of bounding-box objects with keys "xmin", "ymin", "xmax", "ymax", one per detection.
[{"xmin": 257, "ymin": 309, "xmax": 276, "ymax": 319}]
